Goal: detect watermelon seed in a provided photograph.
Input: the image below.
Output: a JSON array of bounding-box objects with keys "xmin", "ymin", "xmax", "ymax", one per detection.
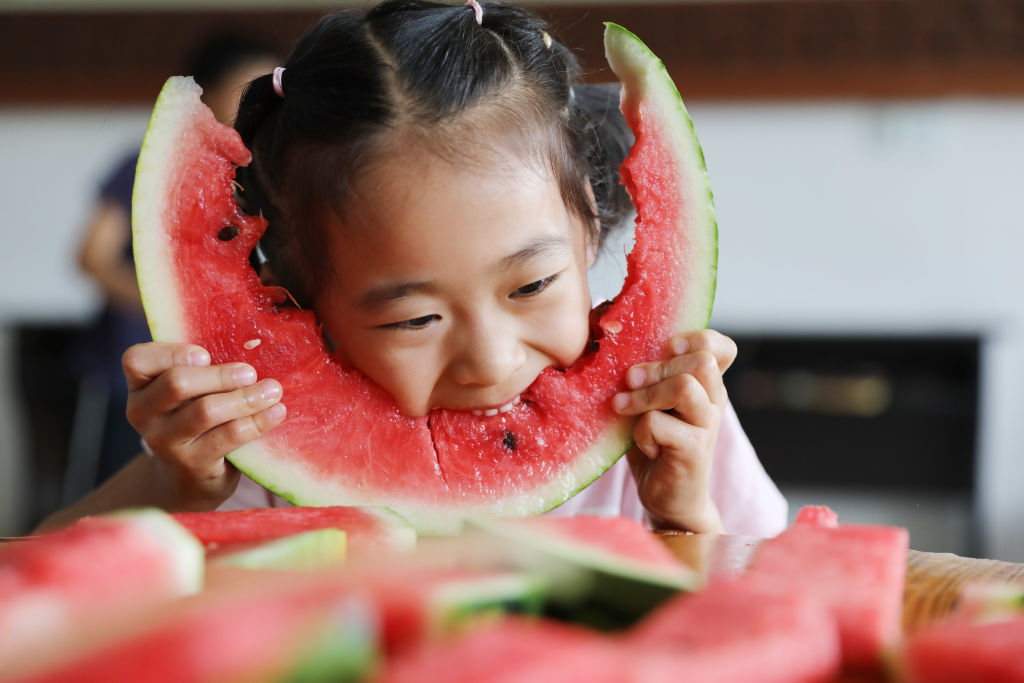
[
  {"xmin": 217, "ymin": 226, "xmax": 240, "ymax": 241},
  {"xmin": 588, "ymin": 339, "xmax": 600, "ymax": 353},
  {"xmin": 503, "ymin": 430, "xmax": 517, "ymax": 452},
  {"xmin": 602, "ymin": 319, "xmax": 623, "ymax": 334},
  {"xmin": 243, "ymin": 339, "xmax": 262, "ymax": 350}
]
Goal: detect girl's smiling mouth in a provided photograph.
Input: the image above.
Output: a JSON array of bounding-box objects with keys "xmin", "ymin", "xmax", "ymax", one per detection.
[{"xmin": 470, "ymin": 395, "xmax": 522, "ymax": 417}]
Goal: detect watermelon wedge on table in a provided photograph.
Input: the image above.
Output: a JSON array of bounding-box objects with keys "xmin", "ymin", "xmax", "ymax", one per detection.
[
  {"xmin": 130, "ymin": 23, "xmax": 717, "ymax": 531},
  {"xmin": 0, "ymin": 508, "xmax": 203, "ymax": 670},
  {"xmin": 628, "ymin": 579, "xmax": 842, "ymax": 683},
  {"xmin": 900, "ymin": 615, "xmax": 1024, "ymax": 683},
  {"xmin": 7, "ymin": 574, "xmax": 378, "ymax": 683},
  {"xmin": 171, "ymin": 505, "xmax": 415, "ymax": 556},
  {"xmin": 470, "ymin": 515, "xmax": 695, "ymax": 626},
  {"xmin": 742, "ymin": 506, "xmax": 909, "ymax": 670}
]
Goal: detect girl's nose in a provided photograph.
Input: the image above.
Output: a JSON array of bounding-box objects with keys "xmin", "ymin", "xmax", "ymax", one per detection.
[{"xmin": 449, "ymin": 317, "xmax": 527, "ymax": 388}]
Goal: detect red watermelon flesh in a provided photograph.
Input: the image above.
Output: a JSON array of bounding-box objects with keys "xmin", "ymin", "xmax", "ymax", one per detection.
[
  {"xmin": 378, "ymin": 616, "xmax": 630, "ymax": 683},
  {"xmin": 7, "ymin": 576, "xmax": 377, "ymax": 683},
  {"xmin": 131, "ymin": 24, "xmax": 717, "ymax": 531},
  {"xmin": 795, "ymin": 504, "xmax": 840, "ymax": 528},
  {"xmin": 742, "ymin": 514, "xmax": 909, "ymax": 669},
  {"xmin": 900, "ymin": 615, "xmax": 1024, "ymax": 683},
  {"xmin": 628, "ymin": 579, "xmax": 841, "ymax": 683},
  {"xmin": 171, "ymin": 505, "xmax": 415, "ymax": 557},
  {"xmin": 0, "ymin": 508, "xmax": 203, "ymax": 669}
]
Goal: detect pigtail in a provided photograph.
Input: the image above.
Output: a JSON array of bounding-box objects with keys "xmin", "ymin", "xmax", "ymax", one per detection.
[
  {"xmin": 570, "ymin": 83, "xmax": 636, "ymax": 245},
  {"xmin": 234, "ymin": 73, "xmax": 281, "ymax": 222}
]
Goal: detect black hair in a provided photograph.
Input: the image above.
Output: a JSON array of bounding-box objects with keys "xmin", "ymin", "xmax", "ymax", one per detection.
[
  {"xmin": 185, "ymin": 33, "xmax": 278, "ymax": 92},
  {"xmin": 234, "ymin": 0, "xmax": 634, "ymax": 307}
]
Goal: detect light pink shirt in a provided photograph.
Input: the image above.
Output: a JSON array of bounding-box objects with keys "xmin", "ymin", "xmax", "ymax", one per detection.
[{"xmin": 220, "ymin": 402, "xmax": 788, "ymax": 538}]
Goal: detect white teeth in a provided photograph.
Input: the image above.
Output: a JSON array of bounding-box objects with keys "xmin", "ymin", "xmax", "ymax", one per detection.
[{"xmin": 471, "ymin": 396, "xmax": 521, "ymax": 418}]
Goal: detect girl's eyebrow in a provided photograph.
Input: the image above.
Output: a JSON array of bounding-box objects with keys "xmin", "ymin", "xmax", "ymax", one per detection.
[
  {"xmin": 356, "ymin": 281, "xmax": 435, "ymax": 311},
  {"xmin": 500, "ymin": 235, "xmax": 571, "ymax": 269}
]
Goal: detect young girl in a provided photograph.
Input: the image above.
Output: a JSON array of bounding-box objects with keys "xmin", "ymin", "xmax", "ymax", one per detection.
[{"xmin": 39, "ymin": 0, "xmax": 786, "ymax": 537}]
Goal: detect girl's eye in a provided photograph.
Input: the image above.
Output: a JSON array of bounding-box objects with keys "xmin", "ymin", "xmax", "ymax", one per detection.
[
  {"xmin": 512, "ymin": 274, "xmax": 560, "ymax": 298},
  {"xmin": 385, "ymin": 314, "xmax": 440, "ymax": 330}
]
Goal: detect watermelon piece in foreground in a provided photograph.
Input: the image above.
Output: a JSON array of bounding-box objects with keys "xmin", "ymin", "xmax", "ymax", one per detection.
[
  {"xmin": 900, "ymin": 615, "xmax": 1024, "ymax": 683},
  {"xmin": 742, "ymin": 508, "xmax": 909, "ymax": 669},
  {"xmin": 7, "ymin": 575, "xmax": 377, "ymax": 683},
  {"xmin": 628, "ymin": 579, "xmax": 842, "ymax": 683},
  {"xmin": 470, "ymin": 515, "xmax": 695, "ymax": 626},
  {"xmin": 171, "ymin": 505, "xmax": 415, "ymax": 557},
  {"xmin": 131, "ymin": 23, "xmax": 717, "ymax": 532},
  {"xmin": 0, "ymin": 508, "xmax": 203, "ymax": 669},
  {"xmin": 207, "ymin": 528, "xmax": 348, "ymax": 570}
]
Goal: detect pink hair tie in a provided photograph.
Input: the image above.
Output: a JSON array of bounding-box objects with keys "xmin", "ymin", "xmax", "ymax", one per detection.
[
  {"xmin": 272, "ymin": 66, "xmax": 286, "ymax": 98},
  {"xmin": 464, "ymin": 0, "xmax": 483, "ymax": 25}
]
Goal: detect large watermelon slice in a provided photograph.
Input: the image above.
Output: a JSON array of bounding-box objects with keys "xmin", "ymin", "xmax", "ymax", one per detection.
[{"xmin": 131, "ymin": 23, "xmax": 716, "ymax": 531}]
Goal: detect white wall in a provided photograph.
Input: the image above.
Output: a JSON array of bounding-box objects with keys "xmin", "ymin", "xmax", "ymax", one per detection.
[{"xmin": 1, "ymin": 100, "xmax": 1022, "ymax": 559}]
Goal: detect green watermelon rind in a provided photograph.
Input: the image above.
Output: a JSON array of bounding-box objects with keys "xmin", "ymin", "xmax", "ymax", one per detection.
[
  {"xmin": 109, "ymin": 507, "xmax": 206, "ymax": 595},
  {"xmin": 210, "ymin": 528, "xmax": 348, "ymax": 571},
  {"xmin": 132, "ymin": 77, "xmax": 200, "ymax": 344},
  {"xmin": 469, "ymin": 517, "xmax": 696, "ymax": 591},
  {"xmin": 604, "ymin": 21, "xmax": 718, "ymax": 335}
]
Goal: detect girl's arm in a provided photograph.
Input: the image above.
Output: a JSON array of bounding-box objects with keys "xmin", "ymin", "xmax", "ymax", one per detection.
[
  {"xmin": 35, "ymin": 342, "xmax": 285, "ymax": 532},
  {"xmin": 33, "ymin": 452, "xmax": 236, "ymax": 533}
]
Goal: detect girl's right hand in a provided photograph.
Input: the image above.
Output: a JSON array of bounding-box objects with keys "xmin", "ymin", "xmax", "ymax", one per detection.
[{"xmin": 122, "ymin": 342, "xmax": 286, "ymax": 510}]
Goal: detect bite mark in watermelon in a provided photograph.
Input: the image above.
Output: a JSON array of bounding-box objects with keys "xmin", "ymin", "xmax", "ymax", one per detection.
[{"xmin": 131, "ymin": 24, "xmax": 716, "ymax": 531}]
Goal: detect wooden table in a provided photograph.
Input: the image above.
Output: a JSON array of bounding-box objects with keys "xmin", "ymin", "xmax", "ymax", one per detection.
[{"xmin": 655, "ymin": 532, "xmax": 1024, "ymax": 632}]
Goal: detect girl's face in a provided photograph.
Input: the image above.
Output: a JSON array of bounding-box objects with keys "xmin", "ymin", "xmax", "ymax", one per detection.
[{"xmin": 315, "ymin": 146, "xmax": 595, "ymax": 418}]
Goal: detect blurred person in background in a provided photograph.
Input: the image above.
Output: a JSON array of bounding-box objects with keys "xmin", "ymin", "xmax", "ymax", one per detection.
[{"xmin": 69, "ymin": 34, "xmax": 278, "ymax": 493}]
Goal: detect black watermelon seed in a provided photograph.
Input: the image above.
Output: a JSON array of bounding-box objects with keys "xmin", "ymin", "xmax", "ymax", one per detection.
[
  {"xmin": 588, "ymin": 339, "xmax": 600, "ymax": 353},
  {"xmin": 503, "ymin": 430, "xmax": 517, "ymax": 452},
  {"xmin": 217, "ymin": 226, "xmax": 240, "ymax": 241}
]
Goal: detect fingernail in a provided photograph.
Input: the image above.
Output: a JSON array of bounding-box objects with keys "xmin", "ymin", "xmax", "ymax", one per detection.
[
  {"xmin": 672, "ymin": 337, "xmax": 689, "ymax": 355},
  {"xmin": 627, "ymin": 367, "xmax": 646, "ymax": 389},
  {"xmin": 258, "ymin": 379, "xmax": 282, "ymax": 402},
  {"xmin": 235, "ymin": 365, "xmax": 257, "ymax": 386},
  {"xmin": 612, "ymin": 393, "xmax": 629, "ymax": 412},
  {"xmin": 267, "ymin": 403, "xmax": 287, "ymax": 421},
  {"xmin": 190, "ymin": 349, "xmax": 211, "ymax": 366}
]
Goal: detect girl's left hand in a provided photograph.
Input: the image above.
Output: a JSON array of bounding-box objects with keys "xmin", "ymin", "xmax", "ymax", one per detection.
[{"xmin": 612, "ymin": 328, "xmax": 737, "ymax": 534}]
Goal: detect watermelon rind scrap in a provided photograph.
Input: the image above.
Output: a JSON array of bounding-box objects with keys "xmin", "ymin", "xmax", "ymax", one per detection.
[
  {"xmin": 210, "ymin": 528, "xmax": 348, "ymax": 571},
  {"xmin": 131, "ymin": 24, "xmax": 717, "ymax": 532},
  {"xmin": 469, "ymin": 517, "xmax": 696, "ymax": 627},
  {"xmin": 108, "ymin": 507, "xmax": 206, "ymax": 595}
]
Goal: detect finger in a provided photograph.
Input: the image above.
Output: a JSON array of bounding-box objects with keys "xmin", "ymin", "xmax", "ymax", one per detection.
[
  {"xmin": 613, "ymin": 371, "xmax": 716, "ymax": 427},
  {"xmin": 624, "ymin": 351, "xmax": 728, "ymax": 405},
  {"xmin": 186, "ymin": 403, "xmax": 288, "ymax": 462},
  {"xmin": 667, "ymin": 329, "xmax": 737, "ymax": 373},
  {"xmin": 148, "ymin": 378, "xmax": 284, "ymax": 453},
  {"xmin": 123, "ymin": 343, "xmax": 211, "ymax": 391},
  {"xmin": 633, "ymin": 410, "xmax": 704, "ymax": 463},
  {"xmin": 128, "ymin": 362, "xmax": 261, "ymax": 431}
]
